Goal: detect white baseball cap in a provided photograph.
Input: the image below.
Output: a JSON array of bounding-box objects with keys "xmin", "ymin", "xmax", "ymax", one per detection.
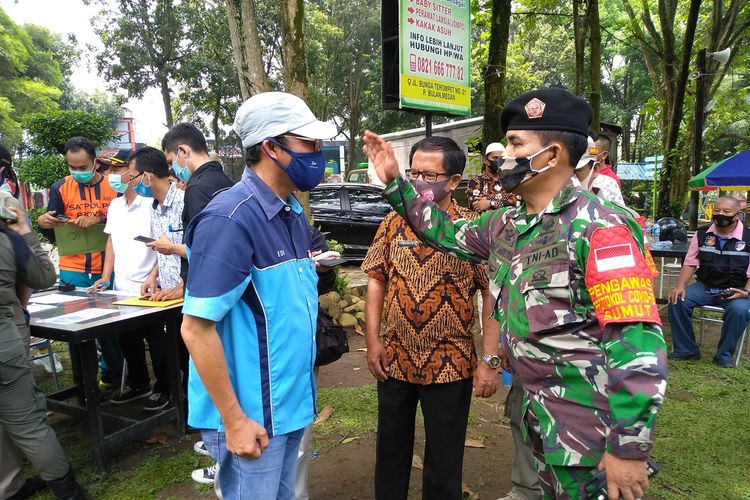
[
  {"xmin": 485, "ymin": 142, "xmax": 505, "ymax": 155},
  {"xmin": 233, "ymin": 92, "xmax": 338, "ymax": 148},
  {"xmin": 575, "ymin": 136, "xmax": 600, "ymax": 169}
]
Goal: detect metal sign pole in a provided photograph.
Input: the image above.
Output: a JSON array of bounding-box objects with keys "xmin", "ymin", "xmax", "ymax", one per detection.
[{"xmin": 425, "ymin": 112, "xmax": 432, "ymax": 137}]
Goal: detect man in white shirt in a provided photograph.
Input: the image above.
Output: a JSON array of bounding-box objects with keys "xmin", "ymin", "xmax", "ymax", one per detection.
[{"xmin": 89, "ymin": 152, "xmax": 170, "ymax": 411}]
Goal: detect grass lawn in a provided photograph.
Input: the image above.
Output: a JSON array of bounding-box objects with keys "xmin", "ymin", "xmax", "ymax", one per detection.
[
  {"xmin": 27, "ymin": 334, "xmax": 750, "ymax": 498},
  {"xmin": 649, "ymin": 357, "xmax": 750, "ymax": 498}
]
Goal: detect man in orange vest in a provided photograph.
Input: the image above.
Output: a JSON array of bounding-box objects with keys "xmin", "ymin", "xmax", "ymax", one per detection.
[{"xmin": 37, "ymin": 136, "xmax": 123, "ymax": 387}]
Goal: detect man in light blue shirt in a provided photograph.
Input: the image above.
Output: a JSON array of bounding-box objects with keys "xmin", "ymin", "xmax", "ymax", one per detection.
[{"xmin": 181, "ymin": 92, "xmax": 337, "ymax": 500}]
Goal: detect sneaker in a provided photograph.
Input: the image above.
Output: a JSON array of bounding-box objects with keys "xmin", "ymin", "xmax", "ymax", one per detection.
[
  {"xmin": 667, "ymin": 351, "xmax": 701, "ymax": 361},
  {"xmin": 192, "ymin": 462, "xmax": 218, "ymax": 484},
  {"xmin": 713, "ymin": 357, "xmax": 735, "ymax": 368},
  {"xmin": 194, "ymin": 440, "xmax": 210, "ymax": 456},
  {"xmin": 142, "ymin": 392, "xmax": 170, "ymax": 411},
  {"xmin": 111, "ymin": 386, "xmax": 152, "ymax": 405}
]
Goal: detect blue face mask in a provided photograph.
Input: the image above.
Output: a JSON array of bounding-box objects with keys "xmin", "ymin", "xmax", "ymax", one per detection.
[
  {"xmin": 265, "ymin": 138, "xmax": 325, "ymax": 192},
  {"xmin": 133, "ymin": 179, "xmax": 152, "ymax": 198},
  {"xmin": 70, "ymin": 167, "xmax": 95, "ymax": 184},
  {"xmin": 172, "ymin": 160, "xmax": 191, "ymax": 182},
  {"xmin": 108, "ymin": 174, "xmax": 128, "ymax": 194}
]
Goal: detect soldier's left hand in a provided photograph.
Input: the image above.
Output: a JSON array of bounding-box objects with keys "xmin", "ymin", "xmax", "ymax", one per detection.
[
  {"xmin": 598, "ymin": 452, "xmax": 649, "ymax": 500},
  {"xmin": 472, "ymin": 362, "xmax": 499, "ymax": 398}
]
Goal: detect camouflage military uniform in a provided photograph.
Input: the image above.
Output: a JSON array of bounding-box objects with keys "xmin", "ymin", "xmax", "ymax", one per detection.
[{"xmin": 383, "ymin": 177, "xmax": 667, "ymax": 499}]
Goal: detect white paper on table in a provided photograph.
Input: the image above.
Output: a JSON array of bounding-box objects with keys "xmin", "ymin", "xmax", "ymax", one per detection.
[
  {"xmin": 37, "ymin": 308, "xmax": 117, "ymax": 325},
  {"xmin": 27, "ymin": 303, "xmax": 56, "ymax": 314},
  {"xmin": 29, "ymin": 294, "xmax": 88, "ymax": 305}
]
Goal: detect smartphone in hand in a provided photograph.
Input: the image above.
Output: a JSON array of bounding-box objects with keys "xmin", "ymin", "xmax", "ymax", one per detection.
[{"xmin": 134, "ymin": 236, "xmax": 156, "ymax": 243}]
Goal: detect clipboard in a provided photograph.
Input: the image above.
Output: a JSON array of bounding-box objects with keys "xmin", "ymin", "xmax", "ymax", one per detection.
[
  {"xmin": 112, "ymin": 297, "xmax": 184, "ymax": 307},
  {"xmin": 54, "ymin": 223, "xmax": 108, "ymax": 256}
]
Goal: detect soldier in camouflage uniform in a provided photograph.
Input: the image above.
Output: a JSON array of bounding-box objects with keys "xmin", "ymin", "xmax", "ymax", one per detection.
[{"xmin": 363, "ymin": 88, "xmax": 667, "ymax": 500}]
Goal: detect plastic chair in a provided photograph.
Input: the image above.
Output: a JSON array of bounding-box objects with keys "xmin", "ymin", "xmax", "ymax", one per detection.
[
  {"xmin": 29, "ymin": 337, "xmax": 60, "ymax": 390},
  {"xmin": 693, "ymin": 305, "xmax": 750, "ymax": 367}
]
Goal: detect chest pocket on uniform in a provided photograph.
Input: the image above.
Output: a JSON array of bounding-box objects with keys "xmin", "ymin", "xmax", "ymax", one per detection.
[{"xmin": 520, "ymin": 261, "xmax": 574, "ymax": 333}]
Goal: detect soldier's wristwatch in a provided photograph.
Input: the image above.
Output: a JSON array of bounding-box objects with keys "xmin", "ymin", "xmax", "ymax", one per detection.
[{"xmin": 482, "ymin": 354, "xmax": 501, "ymax": 369}]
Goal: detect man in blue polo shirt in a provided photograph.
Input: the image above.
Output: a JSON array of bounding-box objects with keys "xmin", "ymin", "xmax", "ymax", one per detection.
[{"xmin": 181, "ymin": 91, "xmax": 337, "ymax": 500}]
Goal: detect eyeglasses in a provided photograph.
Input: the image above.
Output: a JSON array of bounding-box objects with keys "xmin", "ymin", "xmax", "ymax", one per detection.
[
  {"xmin": 279, "ymin": 135, "xmax": 323, "ymax": 152},
  {"xmin": 405, "ymin": 169, "xmax": 454, "ymax": 183},
  {"xmin": 128, "ymin": 171, "xmax": 144, "ymax": 184}
]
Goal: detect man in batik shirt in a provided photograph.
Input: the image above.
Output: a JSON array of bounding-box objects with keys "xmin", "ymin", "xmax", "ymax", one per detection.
[
  {"xmin": 467, "ymin": 142, "xmax": 519, "ymax": 211},
  {"xmin": 363, "ymin": 136, "xmax": 500, "ymax": 500},
  {"xmin": 363, "ymin": 88, "xmax": 667, "ymax": 500}
]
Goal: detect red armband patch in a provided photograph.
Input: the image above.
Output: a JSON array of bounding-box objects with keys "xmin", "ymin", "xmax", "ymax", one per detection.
[{"xmin": 585, "ymin": 225, "xmax": 661, "ymax": 328}]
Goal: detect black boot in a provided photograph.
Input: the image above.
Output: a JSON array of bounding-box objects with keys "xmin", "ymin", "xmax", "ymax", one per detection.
[
  {"xmin": 45, "ymin": 467, "xmax": 86, "ymax": 500},
  {"xmin": 7, "ymin": 476, "xmax": 47, "ymax": 499}
]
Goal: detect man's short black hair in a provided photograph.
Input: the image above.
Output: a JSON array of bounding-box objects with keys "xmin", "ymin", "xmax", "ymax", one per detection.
[
  {"xmin": 535, "ymin": 130, "xmax": 588, "ymax": 169},
  {"xmin": 0, "ymin": 143, "xmax": 11, "ymax": 167},
  {"xmin": 64, "ymin": 137, "xmax": 96, "ymax": 160},
  {"xmin": 128, "ymin": 146, "xmax": 171, "ymax": 179},
  {"xmin": 161, "ymin": 123, "xmax": 208, "ymax": 154},
  {"xmin": 408, "ymin": 136, "xmax": 466, "ymax": 176},
  {"xmin": 244, "ymin": 136, "xmax": 288, "ymax": 167},
  {"xmin": 595, "ymin": 134, "xmax": 612, "ymax": 165}
]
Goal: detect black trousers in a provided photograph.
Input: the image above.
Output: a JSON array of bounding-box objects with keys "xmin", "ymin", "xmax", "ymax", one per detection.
[
  {"xmin": 119, "ymin": 323, "xmax": 169, "ymax": 394},
  {"xmin": 375, "ymin": 377, "xmax": 473, "ymax": 500}
]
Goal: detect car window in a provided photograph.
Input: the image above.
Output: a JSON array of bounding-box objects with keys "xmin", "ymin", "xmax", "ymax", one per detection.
[
  {"xmin": 348, "ymin": 188, "xmax": 390, "ymax": 213},
  {"xmin": 310, "ymin": 188, "xmax": 341, "ymax": 210}
]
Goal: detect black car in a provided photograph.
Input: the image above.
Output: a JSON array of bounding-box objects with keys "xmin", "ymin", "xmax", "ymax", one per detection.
[{"xmin": 310, "ymin": 183, "xmax": 391, "ymax": 260}]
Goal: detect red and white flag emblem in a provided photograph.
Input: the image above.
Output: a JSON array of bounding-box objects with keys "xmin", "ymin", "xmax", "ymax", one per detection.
[{"xmin": 594, "ymin": 243, "xmax": 635, "ymax": 272}]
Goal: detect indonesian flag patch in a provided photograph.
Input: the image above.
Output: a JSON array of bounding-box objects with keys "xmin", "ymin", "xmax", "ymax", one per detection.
[
  {"xmin": 593, "ymin": 243, "xmax": 635, "ymax": 272},
  {"xmin": 585, "ymin": 225, "xmax": 662, "ymax": 328}
]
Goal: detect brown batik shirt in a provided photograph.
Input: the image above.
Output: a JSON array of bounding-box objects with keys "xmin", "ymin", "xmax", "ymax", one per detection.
[
  {"xmin": 467, "ymin": 173, "xmax": 520, "ymax": 209},
  {"xmin": 362, "ymin": 201, "xmax": 489, "ymax": 384}
]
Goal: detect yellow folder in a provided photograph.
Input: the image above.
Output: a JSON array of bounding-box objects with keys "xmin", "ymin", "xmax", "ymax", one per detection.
[{"xmin": 112, "ymin": 297, "xmax": 184, "ymax": 307}]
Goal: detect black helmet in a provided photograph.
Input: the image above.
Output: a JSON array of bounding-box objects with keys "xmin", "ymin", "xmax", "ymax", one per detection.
[{"xmin": 656, "ymin": 217, "xmax": 687, "ymax": 243}]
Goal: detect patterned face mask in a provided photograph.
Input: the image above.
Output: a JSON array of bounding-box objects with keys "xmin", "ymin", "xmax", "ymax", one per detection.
[{"xmin": 494, "ymin": 146, "xmax": 551, "ymax": 192}]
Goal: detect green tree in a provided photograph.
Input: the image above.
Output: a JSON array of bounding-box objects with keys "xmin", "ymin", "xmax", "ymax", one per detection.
[
  {"xmin": 177, "ymin": 1, "xmax": 242, "ymax": 151},
  {"xmin": 24, "ymin": 110, "xmax": 116, "ymax": 155},
  {"xmin": 0, "ymin": 7, "xmax": 71, "ymax": 147},
  {"xmin": 89, "ymin": 0, "xmax": 189, "ymax": 127}
]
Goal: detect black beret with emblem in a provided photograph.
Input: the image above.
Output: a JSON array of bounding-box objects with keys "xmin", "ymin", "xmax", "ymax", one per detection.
[{"xmin": 500, "ymin": 87, "xmax": 593, "ymax": 137}]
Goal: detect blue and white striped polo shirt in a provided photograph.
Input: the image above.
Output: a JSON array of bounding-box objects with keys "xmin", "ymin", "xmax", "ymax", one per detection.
[{"xmin": 183, "ymin": 167, "xmax": 318, "ymax": 437}]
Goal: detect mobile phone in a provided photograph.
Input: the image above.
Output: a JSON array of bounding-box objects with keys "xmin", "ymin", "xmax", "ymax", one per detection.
[
  {"xmin": 134, "ymin": 236, "xmax": 156, "ymax": 243},
  {"xmin": 317, "ymin": 257, "xmax": 348, "ymax": 267},
  {"xmin": 706, "ymin": 288, "xmax": 734, "ymax": 298},
  {"xmin": 54, "ymin": 214, "xmax": 70, "ymax": 221}
]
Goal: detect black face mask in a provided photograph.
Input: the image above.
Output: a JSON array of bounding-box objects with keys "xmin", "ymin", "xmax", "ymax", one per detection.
[
  {"xmin": 712, "ymin": 214, "xmax": 737, "ymax": 228},
  {"xmin": 487, "ymin": 160, "xmax": 499, "ymax": 175}
]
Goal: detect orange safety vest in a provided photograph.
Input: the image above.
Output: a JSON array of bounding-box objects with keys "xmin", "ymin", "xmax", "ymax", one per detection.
[{"xmin": 49, "ymin": 175, "xmax": 117, "ymax": 274}]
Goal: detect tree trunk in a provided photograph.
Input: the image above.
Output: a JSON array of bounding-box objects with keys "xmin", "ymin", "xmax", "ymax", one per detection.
[
  {"xmin": 281, "ymin": 0, "xmax": 310, "ymax": 100},
  {"xmin": 159, "ymin": 76, "xmax": 174, "ymax": 127},
  {"xmin": 587, "ymin": 0, "xmax": 602, "ymax": 131},
  {"xmin": 621, "ymin": 120, "xmax": 631, "ymax": 164},
  {"xmin": 573, "ymin": 0, "xmax": 587, "ymax": 96},
  {"xmin": 225, "ymin": 0, "xmax": 271, "ymax": 100},
  {"xmin": 656, "ymin": 0, "xmax": 701, "ymax": 217},
  {"xmin": 482, "ymin": 0, "xmax": 511, "ymax": 146},
  {"xmin": 348, "ymin": 60, "xmax": 362, "ymax": 174},
  {"xmin": 212, "ymin": 94, "xmax": 222, "ymax": 153}
]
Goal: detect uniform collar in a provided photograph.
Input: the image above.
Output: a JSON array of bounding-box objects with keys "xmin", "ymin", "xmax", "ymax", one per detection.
[
  {"xmin": 707, "ymin": 221, "xmax": 744, "ymax": 239},
  {"xmin": 152, "ymin": 183, "xmax": 179, "ymax": 211},
  {"xmin": 242, "ymin": 167, "xmax": 303, "ymax": 220},
  {"xmin": 513, "ymin": 180, "xmax": 581, "ymax": 224}
]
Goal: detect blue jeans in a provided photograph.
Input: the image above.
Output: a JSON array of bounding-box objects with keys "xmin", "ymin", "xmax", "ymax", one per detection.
[
  {"xmin": 202, "ymin": 428, "xmax": 304, "ymax": 500},
  {"xmin": 667, "ymin": 282, "xmax": 750, "ymax": 363}
]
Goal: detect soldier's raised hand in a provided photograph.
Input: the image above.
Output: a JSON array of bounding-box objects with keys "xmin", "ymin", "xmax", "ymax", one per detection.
[{"xmin": 363, "ymin": 131, "xmax": 399, "ymax": 185}]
